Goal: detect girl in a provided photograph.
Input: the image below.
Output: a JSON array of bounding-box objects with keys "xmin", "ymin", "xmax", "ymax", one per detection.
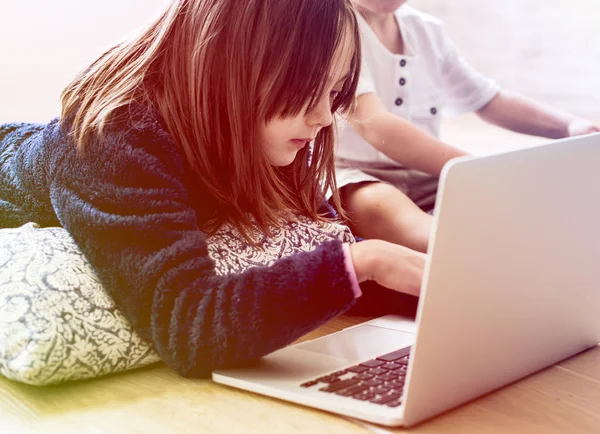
[
  {"xmin": 0, "ymin": 0, "xmax": 426, "ymax": 378},
  {"xmin": 336, "ymin": 0, "xmax": 600, "ymax": 253}
]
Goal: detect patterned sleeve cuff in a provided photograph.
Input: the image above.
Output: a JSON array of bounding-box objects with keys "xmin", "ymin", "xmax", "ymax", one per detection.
[{"xmin": 342, "ymin": 243, "xmax": 362, "ymax": 298}]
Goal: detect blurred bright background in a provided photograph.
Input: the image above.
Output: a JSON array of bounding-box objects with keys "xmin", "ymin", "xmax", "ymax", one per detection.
[
  {"xmin": 0, "ymin": 0, "xmax": 169, "ymax": 122},
  {"xmin": 1, "ymin": 0, "xmax": 598, "ymax": 152},
  {"xmin": 413, "ymin": 0, "xmax": 600, "ymax": 151}
]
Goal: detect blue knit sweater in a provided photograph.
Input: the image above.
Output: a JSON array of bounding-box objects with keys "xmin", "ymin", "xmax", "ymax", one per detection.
[{"xmin": 0, "ymin": 105, "xmax": 357, "ymax": 377}]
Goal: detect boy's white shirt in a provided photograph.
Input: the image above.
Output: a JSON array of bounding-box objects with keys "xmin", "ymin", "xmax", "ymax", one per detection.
[{"xmin": 336, "ymin": 6, "xmax": 500, "ymax": 166}]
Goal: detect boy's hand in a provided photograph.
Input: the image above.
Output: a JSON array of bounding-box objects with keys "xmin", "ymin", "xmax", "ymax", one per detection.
[{"xmin": 568, "ymin": 119, "xmax": 600, "ymax": 137}]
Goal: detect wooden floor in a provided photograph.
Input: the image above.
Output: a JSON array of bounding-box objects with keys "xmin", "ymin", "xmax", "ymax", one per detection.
[{"xmin": 3, "ymin": 314, "xmax": 600, "ymax": 434}]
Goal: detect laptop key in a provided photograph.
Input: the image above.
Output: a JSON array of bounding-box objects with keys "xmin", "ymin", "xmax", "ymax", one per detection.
[
  {"xmin": 370, "ymin": 386, "xmax": 390, "ymax": 395},
  {"xmin": 319, "ymin": 378, "xmax": 361, "ymax": 393},
  {"xmin": 346, "ymin": 365, "xmax": 370, "ymax": 374},
  {"xmin": 377, "ymin": 373, "xmax": 397, "ymax": 382},
  {"xmin": 361, "ymin": 379, "xmax": 382, "ymax": 387},
  {"xmin": 336, "ymin": 384, "xmax": 370, "ymax": 397},
  {"xmin": 386, "ymin": 380, "xmax": 405, "ymax": 389},
  {"xmin": 389, "ymin": 387, "xmax": 405, "ymax": 395},
  {"xmin": 353, "ymin": 391, "xmax": 377, "ymax": 401},
  {"xmin": 369, "ymin": 367, "xmax": 388, "ymax": 376},
  {"xmin": 354, "ymin": 373, "xmax": 374, "ymax": 381},
  {"xmin": 382, "ymin": 362, "xmax": 403, "ymax": 370},
  {"xmin": 300, "ymin": 380, "xmax": 319, "ymax": 388},
  {"xmin": 370, "ymin": 393, "xmax": 402, "ymax": 405},
  {"xmin": 385, "ymin": 399, "xmax": 403, "ymax": 408},
  {"xmin": 316, "ymin": 375, "xmax": 342, "ymax": 384},
  {"xmin": 376, "ymin": 346, "xmax": 411, "ymax": 362},
  {"xmin": 359, "ymin": 359, "xmax": 385, "ymax": 368}
]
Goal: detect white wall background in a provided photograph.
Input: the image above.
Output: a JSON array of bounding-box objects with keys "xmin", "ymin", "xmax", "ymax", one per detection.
[
  {"xmin": 0, "ymin": 0, "xmax": 169, "ymax": 122},
  {"xmin": 1, "ymin": 0, "xmax": 598, "ymax": 126},
  {"xmin": 412, "ymin": 0, "xmax": 600, "ymax": 116}
]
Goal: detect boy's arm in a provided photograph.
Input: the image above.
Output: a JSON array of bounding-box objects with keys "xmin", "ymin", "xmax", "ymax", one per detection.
[
  {"xmin": 434, "ymin": 21, "xmax": 598, "ymax": 139},
  {"xmin": 350, "ymin": 92, "xmax": 468, "ymax": 177},
  {"xmin": 476, "ymin": 89, "xmax": 600, "ymax": 139}
]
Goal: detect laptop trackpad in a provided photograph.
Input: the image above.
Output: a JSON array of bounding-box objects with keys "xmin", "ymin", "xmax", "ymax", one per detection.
[{"xmin": 295, "ymin": 325, "xmax": 416, "ymax": 363}]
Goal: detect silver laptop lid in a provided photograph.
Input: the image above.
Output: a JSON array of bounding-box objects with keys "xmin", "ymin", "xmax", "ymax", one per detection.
[{"xmin": 402, "ymin": 133, "xmax": 600, "ymax": 426}]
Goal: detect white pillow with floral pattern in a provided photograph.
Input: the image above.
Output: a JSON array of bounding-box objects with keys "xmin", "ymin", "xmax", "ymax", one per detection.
[{"xmin": 0, "ymin": 218, "xmax": 354, "ymax": 385}]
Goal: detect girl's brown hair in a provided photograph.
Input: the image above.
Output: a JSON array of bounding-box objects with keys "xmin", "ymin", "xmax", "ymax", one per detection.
[{"xmin": 61, "ymin": 0, "xmax": 361, "ymax": 238}]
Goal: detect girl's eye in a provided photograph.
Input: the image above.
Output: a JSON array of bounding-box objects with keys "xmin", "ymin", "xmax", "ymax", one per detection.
[{"xmin": 330, "ymin": 90, "xmax": 340, "ymax": 100}]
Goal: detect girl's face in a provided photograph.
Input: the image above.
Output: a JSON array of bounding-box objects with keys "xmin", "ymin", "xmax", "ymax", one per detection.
[
  {"xmin": 260, "ymin": 31, "xmax": 354, "ymax": 167},
  {"xmin": 352, "ymin": 0, "xmax": 408, "ymax": 14}
]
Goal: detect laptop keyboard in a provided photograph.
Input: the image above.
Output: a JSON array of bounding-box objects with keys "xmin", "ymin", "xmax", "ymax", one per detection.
[{"xmin": 299, "ymin": 346, "xmax": 411, "ymax": 407}]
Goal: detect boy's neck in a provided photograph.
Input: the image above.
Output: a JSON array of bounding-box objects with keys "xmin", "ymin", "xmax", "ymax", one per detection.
[
  {"xmin": 356, "ymin": 6, "xmax": 405, "ymax": 55},
  {"xmin": 356, "ymin": 6, "xmax": 395, "ymax": 29}
]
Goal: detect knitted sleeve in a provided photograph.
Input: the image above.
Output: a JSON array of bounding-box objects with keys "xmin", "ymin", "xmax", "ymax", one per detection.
[{"xmin": 46, "ymin": 109, "xmax": 357, "ymax": 377}]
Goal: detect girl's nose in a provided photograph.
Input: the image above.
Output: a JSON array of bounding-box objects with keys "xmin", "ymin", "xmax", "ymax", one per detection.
[{"xmin": 307, "ymin": 97, "xmax": 333, "ymax": 128}]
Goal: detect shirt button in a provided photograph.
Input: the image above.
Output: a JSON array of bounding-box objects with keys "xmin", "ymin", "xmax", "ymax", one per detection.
[
  {"xmin": 400, "ymin": 59, "xmax": 407, "ymax": 67},
  {"xmin": 430, "ymin": 107, "xmax": 437, "ymax": 115},
  {"xmin": 395, "ymin": 98, "xmax": 403, "ymax": 106},
  {"xmin": 399, "ymin": 78, "xmax": 406, "ymax": 86}
]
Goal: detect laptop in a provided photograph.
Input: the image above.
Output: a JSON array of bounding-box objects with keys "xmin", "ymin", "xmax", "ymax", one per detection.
[{"xmin": 213, "ymin": 132, "xmax": 600, "ymax": 427}]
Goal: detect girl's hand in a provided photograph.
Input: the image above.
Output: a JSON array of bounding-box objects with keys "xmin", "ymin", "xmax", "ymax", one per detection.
[
  {"xmin": 568, "ymin": 118, "xmax": 600, "ymax": 137},
  {"xmin": 349, "ymin": 240, "xmax": 426, "ymax": 297}
]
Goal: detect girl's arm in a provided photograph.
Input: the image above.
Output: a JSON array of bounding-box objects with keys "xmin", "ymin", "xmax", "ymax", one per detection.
[
  {"xmin": 476, "ymin": 89, "xmax": 600, "ymax": 139},
  {"xmin": 47, "ymin": 115, "xmax": 359, "ymax": 378},
  {"xmin": 350, "ymin": 92, "xmax": 468, "ymax": 177}
]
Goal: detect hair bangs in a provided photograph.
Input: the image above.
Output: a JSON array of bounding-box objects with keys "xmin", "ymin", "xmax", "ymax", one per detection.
[{"xmin": 261, "ymin": 1, "xmax": 360, "ymax": 121}]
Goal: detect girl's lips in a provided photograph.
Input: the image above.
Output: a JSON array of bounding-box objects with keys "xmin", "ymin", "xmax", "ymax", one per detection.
[{"xmin": 290, "ymin": 139, "xmax": 309, "ymax": 147}]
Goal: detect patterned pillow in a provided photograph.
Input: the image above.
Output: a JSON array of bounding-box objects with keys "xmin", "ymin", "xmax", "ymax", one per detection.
[
  {"xmin": 0, "ymin": 218, "xmax": 354, "ymax": 385},
  {"xmin": 0, "ymin": 223, "xmax": 160, "ymax": 385},
  {"xmin": 206, "ymin": 215, "xmax": 355, "ymax": 276}
]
